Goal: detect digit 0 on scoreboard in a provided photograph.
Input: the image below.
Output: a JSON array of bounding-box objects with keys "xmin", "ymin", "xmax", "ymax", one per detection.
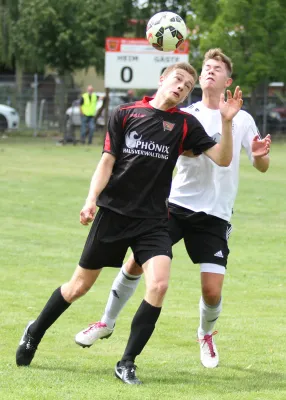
[
  {"xmin": 120, "ymin": 66, "xmax": 133, "ymax": 83},
  {"xmin": 105, "ymin": 37, "xmax": 189, "ymax": 89}
]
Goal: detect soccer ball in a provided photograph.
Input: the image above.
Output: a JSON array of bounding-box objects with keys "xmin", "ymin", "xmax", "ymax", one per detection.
[{"xmin": 146, "ymin": 11, "xmax": 187, "ymax": 52}]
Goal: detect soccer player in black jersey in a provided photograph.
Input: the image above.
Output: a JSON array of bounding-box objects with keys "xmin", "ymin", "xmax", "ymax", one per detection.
[{"xmin": 16, "ymin": 62, "xmax": 243, "ymax": 383}]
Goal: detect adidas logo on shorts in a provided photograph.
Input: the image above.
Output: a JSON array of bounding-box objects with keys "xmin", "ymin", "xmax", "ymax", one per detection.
[{"xmin": 214, "ymin": 250, "xmax": 224, "ymax": 258}]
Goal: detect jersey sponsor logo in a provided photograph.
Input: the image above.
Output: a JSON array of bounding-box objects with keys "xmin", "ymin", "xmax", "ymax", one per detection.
[
  {"xmin": 163, "ymin": 121, "xmax": 175, "ymax": 131},
  {"xmin": 125, "ymin": 131, "xmax": 142, "ymax": 149},
  {"xmin": 124, "ymin": 130, "xmax": 170, "ymax": 159}
]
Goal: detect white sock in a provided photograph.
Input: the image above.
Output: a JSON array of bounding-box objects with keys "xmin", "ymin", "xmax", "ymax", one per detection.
[
  {"xmin": 198, "ymin": 296, "xmax": 222, "ymax": 336},
  {"xmin": 101, "ymin": 264, "xmax": 141, "ymax": 329}
]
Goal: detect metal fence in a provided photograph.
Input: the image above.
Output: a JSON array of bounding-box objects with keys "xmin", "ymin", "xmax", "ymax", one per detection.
[
  {"xmin": 0, "ymin": 74, "xmax": 81, "ymax": 136},
  {"xmin": 0, "ymin": 74, "xmax": 285, "ymax": 137}
]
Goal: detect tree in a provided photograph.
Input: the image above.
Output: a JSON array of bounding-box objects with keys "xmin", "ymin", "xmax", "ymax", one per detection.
[
  {"xmin": 131, "ymin": 0, "xmax": 192, "ymax": 37},
  {"xmin": 187, "ymin": 0, "xmax": 286, "ymax": 95},
  {"xmin": 11, "ymin": 0, "xmax": 133, "ymax": 131},
  {"xmin": 0, "ymin": 0, "xmax": 18, "ymax": 66},
  {"xmin": 12, "ymin": 0, "xmax": 132, "ymax": 74},
  {"xmin": 0, "ymin": 0, "xmax": 27, "ymax": 95}
]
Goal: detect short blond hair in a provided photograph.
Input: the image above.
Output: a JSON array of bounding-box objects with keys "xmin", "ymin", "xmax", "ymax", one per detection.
[
  {"xmin": 202, "ymin": 48, "xmax": 233, "ymax": 77},
  {"xmin": 162, "ymin": 62, "xmax": 198, "ymax": 85}
]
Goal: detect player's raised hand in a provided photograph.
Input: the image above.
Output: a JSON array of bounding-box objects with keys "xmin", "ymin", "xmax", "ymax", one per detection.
[
  {"xmin": 80, "ymin": 199, "xmax": 96, "ymax": 225},
  {"xmin": 219, "ymin": 86, "xmax": 243, "ymax": 121},
  {"xmin": 252, "ymin": 134, "xmax": 271, "ymax": 157}
]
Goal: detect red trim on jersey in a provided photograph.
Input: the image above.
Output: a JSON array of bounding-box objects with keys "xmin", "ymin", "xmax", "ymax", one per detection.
[
  {"xmin": 122, "ymin": 115, "xmax": 128, "ymax": 128},
  {"xmin": 120, "ymin": 97, "xmax": 180, "ymax": 114},
  {"xmin": 179, "ymin": 119, "xmax": 188, "ymax": 155},
  {"xmin": 142, "ymin": 96, "xmax": 179, "ymax": 113},
  {"xmin": 121, "ymin": 97, "xmax": 154, "ymax": 110},
  {"xmin": 166, "ymin": 106, "xmax": 183, "ymax": 114},
  {"xmin": 104, "ymin": 132, "xmax": 111, "ymax": 151},
  {"xmin": 142, "ymin": 96, "xmax": 153, "ymax": 103}
]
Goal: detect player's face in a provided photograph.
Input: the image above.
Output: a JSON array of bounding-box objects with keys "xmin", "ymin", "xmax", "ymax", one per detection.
[
  {"xmin": 160, "ymin": 69, "xmax": 195, "ymax": 105},
  {"xmin": 199, "ymin": 59, "xmax": 232, "ymax": 92}
]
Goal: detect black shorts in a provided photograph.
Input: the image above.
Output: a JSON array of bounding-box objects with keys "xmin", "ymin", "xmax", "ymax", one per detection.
[
  {"xmin": 168, "ymin": 203, "xmax": 232, "ymax": 267},
  {"xmin": 79, "ymin": 207, "xmax": 173, "ymax": 270}
]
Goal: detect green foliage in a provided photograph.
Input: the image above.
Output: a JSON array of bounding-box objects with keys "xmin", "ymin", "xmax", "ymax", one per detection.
[
  {"xmin": 130, "ymin": 0, "xmax": 193, "ymax": 37},
  {"xmin": 0, "ymin": 0, "xmax": 19, "ymax": 65},
  {"xmin": 8, "ymin": 0, "xmax": 132, "ymax": 74},
  {"xmin": 137, "ymin": 0, "xmax": 191, "ymax": 18},
  {"xmin": 1, "ymin": 0, "xmax": 285, "ymax": 87},
  {"xmin": 187, "ymin": 0, "xmax": 286, "ymax": 92}
]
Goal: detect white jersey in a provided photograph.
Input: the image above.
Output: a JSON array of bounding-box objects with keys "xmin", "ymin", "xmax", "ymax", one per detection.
[{"xmin": 169, "ymin": 101, "xmax": 259, "ymax": 222}]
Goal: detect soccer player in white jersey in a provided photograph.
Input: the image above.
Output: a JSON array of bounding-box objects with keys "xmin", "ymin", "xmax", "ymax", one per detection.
[{"xmin": 75, "ymin": 49, "xmax": 271, "ymax": 369}]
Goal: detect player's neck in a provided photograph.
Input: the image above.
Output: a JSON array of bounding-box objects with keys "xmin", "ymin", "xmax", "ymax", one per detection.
[
  {"xmin": 202, "ymin": 91, "xmax": 220, "ymax": 110},
  {"xmin": 149, "ymin": 98, "xmax": 176, "ymax": 111}
]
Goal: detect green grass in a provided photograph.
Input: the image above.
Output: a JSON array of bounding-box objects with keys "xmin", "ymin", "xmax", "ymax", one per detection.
[{"xmin": 1, "ymin": 137, "xmax": 286, "ymax": 400}]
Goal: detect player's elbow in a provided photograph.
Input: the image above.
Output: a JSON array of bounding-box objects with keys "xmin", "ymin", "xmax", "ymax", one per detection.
[
  {"xmin": 219, "ymin": 149, "xmax": 233, "ymax": 166},
  {"xmin": 206, "ymin": 145, "xmax": 232, "ymax": 167},
  {"xmin": 217, "ymin": 157, "xmax": 232, "ymax": 167}
]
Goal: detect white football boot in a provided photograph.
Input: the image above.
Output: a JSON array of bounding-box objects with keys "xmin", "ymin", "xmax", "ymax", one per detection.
[
  {"xmin": 197, "ymin": 329, "xmax": 219, "ymax": 368},
  {"xmin": 75, "ymin": 322, "xmax": 114, "ymax": 348}
]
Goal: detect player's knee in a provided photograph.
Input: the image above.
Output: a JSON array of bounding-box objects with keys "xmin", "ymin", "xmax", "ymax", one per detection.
[
  {"xmin": 149, "ymin": 280, "xmax": 169, "ymax": 298},
  {"xmin": 73, "ymin": 283, "xmax": 91, "ymax": 299},
  {"xmin": 62, "ymin": 281, "xmax": 92, "ymax": 302},
  {"xmin": 202, "ymin": 286, "xmax": 221, "ymax": 305}
]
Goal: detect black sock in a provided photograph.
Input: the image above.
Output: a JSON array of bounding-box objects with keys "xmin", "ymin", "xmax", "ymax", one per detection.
[
  {"xmin": 28, "ymin": 287, "xmax": 71, "ymax": 342},
  {"xmin": 120, "ymin": 299, "xmax": 161, "ymax": 364}
]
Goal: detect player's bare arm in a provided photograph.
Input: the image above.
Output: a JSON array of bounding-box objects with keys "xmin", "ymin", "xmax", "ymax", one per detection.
[
  {"xmin": 204, "ymin": 86, "xmax": 243, "ymax": 166},
  {"xmin": 80, "ymin": 152, "xmax": 116, "ymax": 226},
  {"xmin": 252, "ymin": 133, "xmax": 271, "ymax": 172}
]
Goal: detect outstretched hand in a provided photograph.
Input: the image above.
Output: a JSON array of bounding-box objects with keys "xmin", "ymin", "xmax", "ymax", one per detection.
[
  {"xmin": 252, "ymin": 134, "xmax": 271, "ymax": 157},
  {"xmin": 219, "ymin": 86, "xmax": 243, "ymax": 121}
]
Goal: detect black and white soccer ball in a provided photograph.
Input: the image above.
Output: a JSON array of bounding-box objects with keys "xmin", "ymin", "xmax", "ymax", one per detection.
[{"xmin": 146, "ymin": 11, "xmax": 187, "ymax": 52}]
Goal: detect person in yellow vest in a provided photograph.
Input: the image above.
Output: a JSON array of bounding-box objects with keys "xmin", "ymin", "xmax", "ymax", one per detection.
[{"xmin": 80, "ymin": 85, "xmax": 97, "ymax": 144}]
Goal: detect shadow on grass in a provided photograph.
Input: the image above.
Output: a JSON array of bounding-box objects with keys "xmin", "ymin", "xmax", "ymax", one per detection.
[
  {"xmin": 26, "ymin": 362, "xmax": 286, "ymax": 393},
  {"xmin": 29, "ymin": 364, "xmax": 114, "ymax": 377},
  {"xmin": 143, "ymin": 364, "xmax": 286, "ymax": 392}
]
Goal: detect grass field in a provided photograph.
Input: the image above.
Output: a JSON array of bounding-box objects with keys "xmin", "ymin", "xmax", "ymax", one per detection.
[{"xmin": 0, "ymin": 136, "xmax": 285, "ymax": 400}]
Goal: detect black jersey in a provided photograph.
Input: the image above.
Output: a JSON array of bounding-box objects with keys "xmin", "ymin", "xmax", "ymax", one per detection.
[{"xmin": 97, "ymin": 97, "xmax": 216, "ymax": 218}]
